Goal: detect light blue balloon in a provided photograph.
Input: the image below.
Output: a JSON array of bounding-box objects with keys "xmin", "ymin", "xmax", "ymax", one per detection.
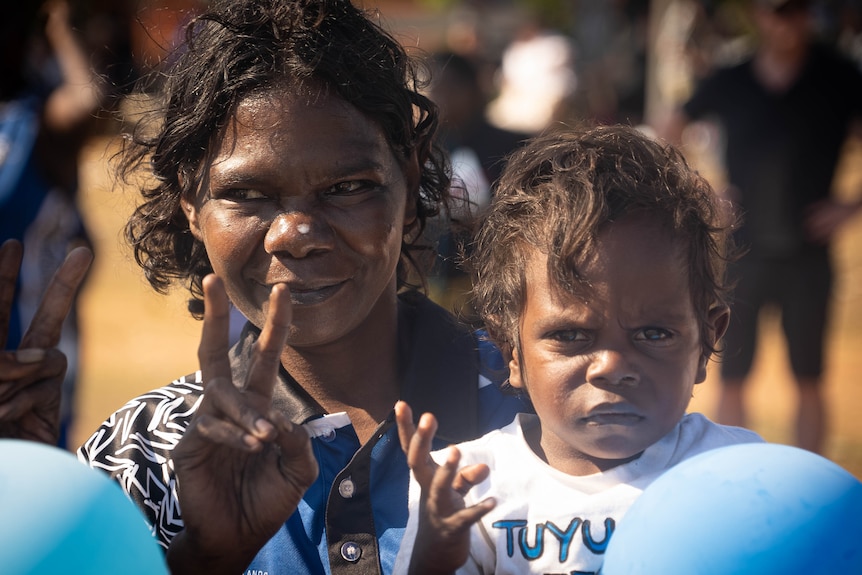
[
  {"xmin": 0, "ymin": 439, "xmax": 168, "ymax": 575},
  {"xmin": 601, "ymin": 442, "xmax": 862, "ymax": 574}
]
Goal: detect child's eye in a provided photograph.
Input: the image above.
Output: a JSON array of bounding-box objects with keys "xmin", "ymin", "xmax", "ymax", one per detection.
[
  {"xmin": 550, "ymin": 330, "xmax": 589, "ymax": 343},
  {"xmin": 636, "ymin": 328, "xmax": 673, "ymax": 342}
]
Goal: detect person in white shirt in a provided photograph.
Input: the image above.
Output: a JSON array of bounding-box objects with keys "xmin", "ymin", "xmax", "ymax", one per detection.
[{"xmin": 393, "ymin": 124, "xmax": 764, "ymax": 575}]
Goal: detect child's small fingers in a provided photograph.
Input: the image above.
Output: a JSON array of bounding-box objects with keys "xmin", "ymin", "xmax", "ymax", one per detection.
[
  {"xmin": 452, "ymin": 463, "xmax": 490, "ymax": 496},
  {"xmin": 407, "ymin": 412, "xmax": 440, "ymax": 486},
  {"xmin": 429, "ymin": 445, "xmax": 462, "ymax": 494},
  {"xmin": 394, "ymin": 400, "xmax": 417, "ymax": 455},
  {"xmin": 449, "ymin": 497, "xmax": 496, "ymax": 528}
]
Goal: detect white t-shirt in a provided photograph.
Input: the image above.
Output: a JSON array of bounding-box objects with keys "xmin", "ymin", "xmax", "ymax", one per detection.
[{"xmin": 394, "ymin": 412, "xmax": 762, "ymax": 574}]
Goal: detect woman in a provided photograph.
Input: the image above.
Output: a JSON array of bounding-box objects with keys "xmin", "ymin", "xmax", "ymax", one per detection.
[{"xmin": 77, "ymin": 1, "xmax": 525, "ymax": 574}]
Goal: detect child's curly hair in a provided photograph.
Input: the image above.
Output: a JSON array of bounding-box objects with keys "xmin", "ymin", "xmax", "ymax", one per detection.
[{"xmin": 469, "ymin": 124, "xmax": 738, "ymax": 361}]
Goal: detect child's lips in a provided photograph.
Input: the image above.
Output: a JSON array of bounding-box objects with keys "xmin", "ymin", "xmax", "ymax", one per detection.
[
  {"xmin": 582, "ymin": 406, "xmax": 644, "ymax": 426},
  {"xmin": 583, "ymin": 413, "xmax": 644, "ymax": 426}
]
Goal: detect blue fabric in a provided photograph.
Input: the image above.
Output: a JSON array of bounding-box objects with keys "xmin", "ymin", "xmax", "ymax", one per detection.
[
  {"xmin": 244, "ymin": 348, "xmax": 527, "ymax": 575},
  {"xmin": 0, "ymin": 96, "xmax": 50, "ymax": 348}
]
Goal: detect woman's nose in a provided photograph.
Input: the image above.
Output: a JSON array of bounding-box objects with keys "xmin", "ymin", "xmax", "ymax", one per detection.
[
  {"xmin": 586, "ymin": 348, "xmax": 640, "ymax": 388},
  {"xmin": 263, "ymin": 210, "xmax": 332, "ymax": 258}
]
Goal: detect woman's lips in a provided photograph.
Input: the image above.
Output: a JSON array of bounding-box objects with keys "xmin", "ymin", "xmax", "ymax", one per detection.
[{"xmin": 284, "ymin": 280, "xmax": 346, "ymax": 306}]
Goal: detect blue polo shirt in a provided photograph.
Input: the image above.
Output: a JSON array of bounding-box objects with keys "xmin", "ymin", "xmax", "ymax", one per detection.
[{"xmin": 79, "ymin": 293, "xmax": 528, "ymax": 575}]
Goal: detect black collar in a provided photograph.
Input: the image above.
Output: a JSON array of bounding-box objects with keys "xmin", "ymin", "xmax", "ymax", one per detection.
[{"xmin": 229, "ymin": 292, "xmax": 480, "ymax": 443}]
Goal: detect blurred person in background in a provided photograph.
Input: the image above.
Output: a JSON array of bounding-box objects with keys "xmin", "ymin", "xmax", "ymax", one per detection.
[
  {"xmin": 486, "ymin": 19, "xmax": 578, "ymax": 135},
  {"xmin": 660, "ymin": 0, "xmax": 862, "ymax": 454},
  {"xmin": 0, "ymin": 0, "xmax": 104, "ymax": 448},
  {"xmin": 424, "ymin": 51, "xmax": 527, "ymax": 313}
]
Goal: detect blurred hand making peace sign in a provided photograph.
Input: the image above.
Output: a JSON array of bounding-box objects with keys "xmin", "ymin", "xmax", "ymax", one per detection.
[{"xmin": 0, "ymin": 239, "xmax": 92, "ymax": 444}]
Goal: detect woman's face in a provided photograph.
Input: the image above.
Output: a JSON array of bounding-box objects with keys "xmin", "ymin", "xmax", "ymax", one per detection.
[{"xmin": 182, "ymin": 90, "xmax": 417, "ymax": 347}]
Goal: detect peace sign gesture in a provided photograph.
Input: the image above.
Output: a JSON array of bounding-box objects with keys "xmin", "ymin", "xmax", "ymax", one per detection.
[
  {"xmin": 0, "ymin": 239, "xmax": 92, "ymax": 444},
  {"xmin": 166, "ymin": 275, "xmax": 318, "ymax": 575}
]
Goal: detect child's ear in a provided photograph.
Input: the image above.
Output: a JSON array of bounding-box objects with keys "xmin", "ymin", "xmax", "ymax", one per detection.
[
  {"xmin": 710, "ymin": 305, "xmax": 731, "ymax": 343},
  {"xmin": 696, "ymin": 305, "xmax": 731, "ymax": 383},
  {"xmin": 508, "ymin": 344, "xmax": 525, "ymax": 390}
]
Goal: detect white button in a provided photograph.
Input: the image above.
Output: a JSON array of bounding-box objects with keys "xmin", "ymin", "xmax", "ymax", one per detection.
[
  {"xmin": 320, "ymin": 428, "xmax": 336, "ymax": 442},
  {"xmin": 340, "ymin": 541, "xmax": 361, "ymax": 562},
  {"xmin": 338, "ymin": 477, "xmax": 355, "ymax": 499}
]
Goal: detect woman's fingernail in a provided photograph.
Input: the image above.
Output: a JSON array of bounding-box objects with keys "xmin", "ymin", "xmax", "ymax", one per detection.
[
  {"xmin": 16, "ymin": 348, "xmax": 46, "ymax": 363},
  {"xmin": 255, "ymin": 418, "xmax": 274, "ymax": 436}
]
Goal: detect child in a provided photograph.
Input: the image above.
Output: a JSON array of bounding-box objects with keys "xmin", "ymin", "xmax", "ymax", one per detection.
[{"xmin": 394, "ymin": 124, "xmax": 763, "ymax": 575}]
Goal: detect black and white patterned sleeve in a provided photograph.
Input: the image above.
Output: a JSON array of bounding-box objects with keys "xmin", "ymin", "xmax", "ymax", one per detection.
[{"xmin": 77, "ymin": 373, "xmax": 205, "ymax": 549}]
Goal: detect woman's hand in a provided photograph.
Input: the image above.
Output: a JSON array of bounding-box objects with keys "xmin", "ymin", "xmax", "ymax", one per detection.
[
  {"xmin": 167, "ymin": 275, "xmax": 318, "ymax": 575},
  {"xmin": 395, "ymin": 401, "xmax": 495, "ymax": 575},
  {"xmin": 0, "ymin": 239, "xmax": 92, "ymax": 443}
]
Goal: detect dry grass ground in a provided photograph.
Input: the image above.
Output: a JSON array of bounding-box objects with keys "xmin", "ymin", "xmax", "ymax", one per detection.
[{"xmin": 69, "ymin": 135, "xmax": 862, "ymax": 479}]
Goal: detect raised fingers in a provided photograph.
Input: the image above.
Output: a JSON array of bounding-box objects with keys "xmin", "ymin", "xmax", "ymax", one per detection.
[
  {"xmin": 20, "ymin": 245, "xmax": 93, "ymax": 349},
  {"xmin": 0, "ymin": 240, "xmax": 25, "ymax": 350},
  {"xmin": 188, "ymin": 376, "xmax": 277, "ymax": 451},
  {"xmin": 395, "ymin": 400, "xmax": 417, "ymax": 455},
  {"xmin": 451, "ymin": 463, "xmax": 491, "ymax": 497},
  {"xmin": 194, "ymin": 277, "xmax": 291, "ymax": 450},
  {"xmin": 198, "ymin": 274, "xmax": 233, "ymax": 385},
  {"xmin": 405, "ymin": 409, "xmax": 439, "ymax": 488},
  {"xmin": 244, "ymin": 283, "xmax": 291, "ymax": 400},
  {"xmin": 430, "ymin": 447, "xmax": 495, "ymax": 525},
  {"xmin": 0, "ymin": 349, "xmax": 66, "ymax": 402}
]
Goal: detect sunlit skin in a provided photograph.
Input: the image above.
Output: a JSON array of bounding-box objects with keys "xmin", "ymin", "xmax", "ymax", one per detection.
[
  {"xmin": 182, "ymin": 89, "xmax": 418, "ymax": 350},
  {"xmin": 509, "ymin": 215, "xmax": 729, "ymax": 476}
]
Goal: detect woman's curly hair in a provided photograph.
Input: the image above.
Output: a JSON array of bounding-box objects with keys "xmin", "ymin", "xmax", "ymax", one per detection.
[
  {"xmin": 469, "ymin": 124, "xmax": 739, "ymax": 361},
  {"xmin": 119, "ymin": 0, "xmax": 450, "ymax": 316}
]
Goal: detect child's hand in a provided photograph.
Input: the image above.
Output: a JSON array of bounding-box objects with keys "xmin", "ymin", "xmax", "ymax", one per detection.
[{"xmin": 395, "ymin": 401, "xmax": 496, "ymax": 575}]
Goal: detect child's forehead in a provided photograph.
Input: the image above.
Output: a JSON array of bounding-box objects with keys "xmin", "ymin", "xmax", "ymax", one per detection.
[{"xmin": 525, "ymin": 215, "xmax": 689, "ymax": 292}]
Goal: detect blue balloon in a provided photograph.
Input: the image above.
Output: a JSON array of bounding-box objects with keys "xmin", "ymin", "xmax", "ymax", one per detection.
[
  {"xmin": 0, "ymin": 439, "xmax": 168, "ymax": 575},
  {"xmin": 601, "ymin": 443, "xmax": 862, "ymax": 574}
]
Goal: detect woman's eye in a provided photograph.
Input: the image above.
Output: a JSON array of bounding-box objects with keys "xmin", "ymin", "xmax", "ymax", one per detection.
[
  {"xmin": 217, "ymin": 188, "xmax": 267, "ymax": 201},
  {"xmin": 327, "ymin": 180, "xmax": 373, "ymax": 196}
]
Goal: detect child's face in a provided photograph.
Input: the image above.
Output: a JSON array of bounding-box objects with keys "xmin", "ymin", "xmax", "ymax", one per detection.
[
  {"xmin": 509, "ymin": 214, "xmax": 727, "ymax": 475},
  {"xmin": 181, "ymin": 89, "xmax": 417, "ymax": 347}
]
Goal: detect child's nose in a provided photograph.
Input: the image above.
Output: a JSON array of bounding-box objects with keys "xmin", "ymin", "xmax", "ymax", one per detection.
[
  {"xmin": 586, "ymin": 349, "xmax": 640, "ymax": 388},
  {"xmin": 264, "ymin": 209, "xmax": 333, "ymax": 258}
]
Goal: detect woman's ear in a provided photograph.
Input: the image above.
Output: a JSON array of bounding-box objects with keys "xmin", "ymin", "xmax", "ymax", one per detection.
[
  {"xmin": 696, "ymin": 305, "xmax": 731, "ymax": 383},
  {"xmin": 178, "ymin": 169, "xmax": 205, "ymax": 241},
  {"xmin": 402, "ymin": 150, "xmax": 420, "ymax": 229},
  {"xmin": 180, "ymin": 195, "xmax": 204, "ymax": 241}
]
